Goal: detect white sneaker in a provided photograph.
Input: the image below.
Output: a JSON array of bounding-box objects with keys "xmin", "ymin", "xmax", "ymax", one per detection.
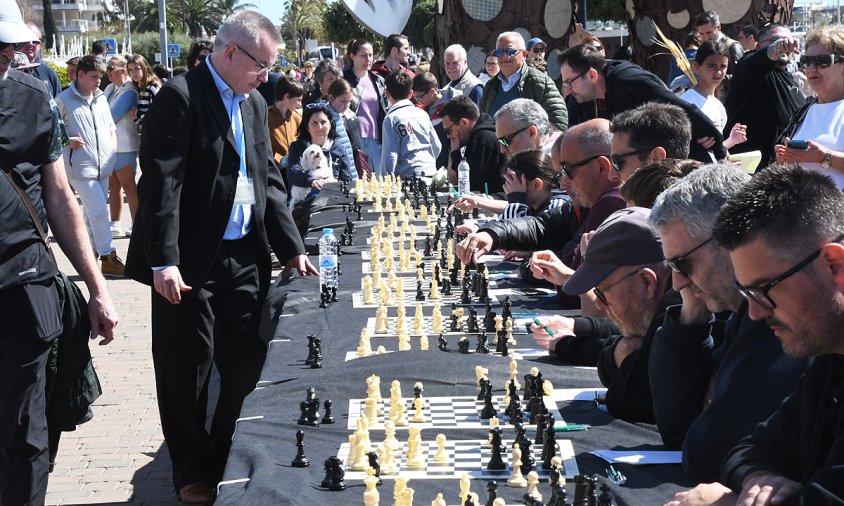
[
  {"xmin": 125, "ymin": 223, "xmax": 133, "ymax": 237},
  {"xmin": 110, "ymin": 221, "xmax": 123, "ymax": 238}
]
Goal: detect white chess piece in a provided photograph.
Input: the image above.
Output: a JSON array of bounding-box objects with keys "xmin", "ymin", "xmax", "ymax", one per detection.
[
  {"xmin": 393, "ymin": 477, "xmax": 409, "ymax": 503},
  {"xmin": 431, "ymin": 492, "xmax": 446, "ymax": 506},
  {"xmin": 363, "ymin": 467, "xmax": 380, "ymax": 506},
  {"xmin": 364, "ymin": 398, "xmax": 378, "ymax": 424},
  {"xmin": 507, "ymin": 446, "xmax": 527, "ymax": 487},
  {"xmin": 433, "ymin": 433, "xmax": 448, "ymax": 463},
  {"xmin": 383, "ymin": 420, "xmax": 399, "ymax": 450},
  {"xmin": 458, "ymin": 472, "xmax": 471, "ymax": 504},
  {"xmin": 509, "ymin": 357, "xmax": 520, "ymax": 390},
  {"xmin": 420, "ymin": 333, "xmax": 429, "ymax": 351},
  {"xmin": 475, "ymin": 366, "xmax": 489, "ymax": 388},
  {"xmin": 362, "ymin": 275, "xmax": 375, "ymax": 304},
  {"xmin": 398, "ymin": 333, "xmax": 411, "ymax": 351},
  {"xmin": 375, "ymin": 304, "xmax": 389, "ymax": 334},
  {"xmin": 380, "ymin": 443, "xmax": 397, "ymax": 475},
  {"xmin": 405, "ymin": 426, "xmax": 425, "ymax": 467},
  {"xmin": 358, "ymin": 328, "xmax": 373, "ymax": 358},
  {"xmin": 527, "ymin": 470, "xmax": 542, "ymax": 501}
]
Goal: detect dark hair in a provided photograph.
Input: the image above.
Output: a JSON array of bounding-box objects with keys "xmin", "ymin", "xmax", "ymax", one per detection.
[
  {"xmin": 685, "ymin": 30, "xmax": 703, "ymax": 48},
  {"xmin": 694, "ymin": 10, "xmax": 720, "ymax": 27},
  {"xmin": 384, "ymin": 34, "xmax": 408, "ymax": 56},
  {"xmin": 694, "ymin": 40, "xmax": 731, "ymax": 64},
  {"xmin": 739, "ymin": 24, "xmax": 759, "ymax": 39},
  {"xmin": 347, "ymin": 39, "xmax": 372, "ymax": 56},
  {"xmin": 172, "ymin": 66, "xmax": 188, "ymax": 76},
  {"xmin": 610, "ymin": 102, "xmax": 691, "ymax": 160},
  {"xmin": 758, "ymin": 23, "xmax": 788, "ymax": 42},
  {"xmin": 327, "ymin": 77, "xmax": 353, "ymax": 98},
  {"xmin": 275, "ymin": 75, "xmax": 305, "ymax": 102},
  {"xmin": 76, "ymin": 54, "xmax": 105, "ymax": 76},
  {"xmin": 151, "ymin": 64, "xmax": 170, "ymax": 81},
  {"xmin": 440, "ymin": 95, "xmax": 480, "ymax": 123},
  {"xmin": 186, "ymin": 39, "xmax": 213, "ymax": 69},
  {"xmin": 297, "ymin": 104, "xmax": 336, "ymax": 142},
  {"xmin": 620, "ymin": 159, "xmax": 687, "ymax": 208},
  {"xmin": 385, "ymin": 70, "xmax": 413, "ymax": 100},
  {"xmin": 91, "ymin": 40, "xmax": 105, "ymax": 55},
  {"xmin": 505, "ymin": 149, "xmax": 558, "ymax": 188},
  {"xmin": 557, "ymin": 43, "xmax": 606, "ymax": 74},
  {"xmin": 713, "ymin": 165, "xmax": 844, "ymax": 261},
  {"xmin": 526, "ymin": 55, "xmax": 547, "ymax": 72},
  {"xmin": 66, "ymin": 56, "xmax": 80, "ymax": 66},
  {"xmin": 412, "ymin": 71, "xmax": 438, "ymax": 93}
]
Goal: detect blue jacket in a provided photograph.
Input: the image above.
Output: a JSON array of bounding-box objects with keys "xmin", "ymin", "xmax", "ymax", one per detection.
[{"xmin": 287, "ymin": 137, "xmax": 352, "ymax": 189}]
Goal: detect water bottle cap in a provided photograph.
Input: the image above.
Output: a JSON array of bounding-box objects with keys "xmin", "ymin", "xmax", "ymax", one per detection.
[{"xmin": 323, "ymin": 228, "xmax": 333, "ymax": 234}]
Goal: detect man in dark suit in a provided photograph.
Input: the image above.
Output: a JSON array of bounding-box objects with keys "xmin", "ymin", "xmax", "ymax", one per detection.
[{"xmin": 125, "ymin": 10, "xmax": 316, "ymax": 503}]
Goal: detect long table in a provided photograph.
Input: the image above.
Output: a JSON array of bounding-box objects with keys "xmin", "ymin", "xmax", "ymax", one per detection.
[{"xmin": 217, "ymin": 183, "xmax": 694, "ymax": 505}]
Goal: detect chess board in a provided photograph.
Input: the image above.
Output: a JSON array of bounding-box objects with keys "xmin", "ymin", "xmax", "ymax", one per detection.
[
  {"xmin": 352, "ymin": 290, "xmax": 498, "ymax": 308},
  {"xmin": 346, "ymin": 395, "xmax": 558, "ymax": 431},
  {"xmin": 336, "ymin": 438, "xmax": 579, "ymax": 480},
  {"xmin": 364, "ymin": 317, "xmax": 529, "ymax": 337},
  {"xmin": 343, "ymin": 348, "xmax": 547, "ymax": 362}
]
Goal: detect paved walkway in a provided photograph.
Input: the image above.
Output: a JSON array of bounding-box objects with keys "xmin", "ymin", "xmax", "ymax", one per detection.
[{"xmin": 45, "ymin": 216, "xmax": 181, "ymax": 505}]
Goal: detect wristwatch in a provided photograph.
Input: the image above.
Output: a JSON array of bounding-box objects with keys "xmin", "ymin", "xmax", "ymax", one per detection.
[{"xmin": 822, "ymin": 150, "xmax": 833, "ymax": 169}]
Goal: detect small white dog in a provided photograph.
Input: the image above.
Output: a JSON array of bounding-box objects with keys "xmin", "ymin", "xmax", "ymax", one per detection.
[{"xmin": 290, "ymin": 144, "xmax": 334, "ymax": 204}]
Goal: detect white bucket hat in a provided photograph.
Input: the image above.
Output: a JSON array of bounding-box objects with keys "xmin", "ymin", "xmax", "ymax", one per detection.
[{"xmin": 0, "ymin": 0, "xmax": 38, "ymax": 44}]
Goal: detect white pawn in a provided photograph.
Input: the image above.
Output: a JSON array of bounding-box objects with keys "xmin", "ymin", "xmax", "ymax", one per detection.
[
  {"xmin": 420, "ymin": 333, "xmax": 429, "ymax": 351},
  {"xmin": 458, "ymin": 472, "xmax": 471, "ymax": 504},
  {"xmin": 383, "ymin": 420, "xmax": 399, "ymax": 450},
  {"xmin": 398, "ymin": 333, "xmax": 411, "ymax": 351},
  {"xmin": 362, "ymin": 275, "xmax": 375, "ymax": 304},
  {"xmin": 433, "ymin": 433, "xmax": 448, "ymax": 463},
  {"xmin": 507, "ymin": 446, "xmax": 527, "ymax": 487},
  {"xmin": 492, "ymin": 499, "xmax": 506, "ymax": 506},
  {"xmin": 509, "ymin": 357, "xmax": 521, "ymax": 390},
  {"xmin": 431, "ymin": 492, "xmax": 446, "ymax": 506},
  {"xmin": 411, "ymin": 396, "xmax": 426, "ymax": 423},
  {"xmin": 363, "ymin": 467, "xmax": 380, "ymax": 506},
  {"xmin": 527, "ymin": 471, "xmax": 542, "ymax": 502}
]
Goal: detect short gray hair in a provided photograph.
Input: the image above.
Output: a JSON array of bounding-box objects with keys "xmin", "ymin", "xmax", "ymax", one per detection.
[
  {"xmin": 650, "ymin": 163, "xmax": 750, "ymax": 240},
  {"xmin": 214, "ymin": 10, "xmax": 281, "ymax": 52},
  {"xmin": 497, "ymin": 31, "xmax": 526, "ymax": 50},
  {"xmin": 444, "ymin": 44, "xmax": 467, "ymax": 61},
  {"xmin": 496, "ymin": 98, "xmax": 551, "ymax": 137},
  {"xmin": 577, "ymin": 124, "xmax": 612, "ymax": 159}
]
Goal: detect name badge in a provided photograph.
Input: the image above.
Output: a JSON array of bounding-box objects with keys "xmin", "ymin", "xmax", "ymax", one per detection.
[{"xmin": 234, "ymin": 175, "xmax": 256, "ymax": 206}]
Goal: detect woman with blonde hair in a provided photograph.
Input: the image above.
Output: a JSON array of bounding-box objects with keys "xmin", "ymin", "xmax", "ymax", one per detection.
[
  {"xmin": 127, "ymin": 54, "xmax": 161, "ymax": 134},
  {"xmin": 104, "ymin": 55, "xmax": 140, "ymax": 236}
]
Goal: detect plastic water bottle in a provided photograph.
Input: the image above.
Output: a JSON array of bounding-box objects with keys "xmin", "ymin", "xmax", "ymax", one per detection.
[
  {"xmin": 457, "ymin": 157, "xmax": 471, "ymax": 196},
  {"xmin": 318, "ymin": 228, "xmax": 338, "ymax": 290}
]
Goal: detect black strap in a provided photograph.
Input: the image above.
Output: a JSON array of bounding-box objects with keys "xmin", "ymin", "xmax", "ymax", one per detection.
[{"xmin": 0, "ymin": 158, "xmax": 53, "ymax": 256}]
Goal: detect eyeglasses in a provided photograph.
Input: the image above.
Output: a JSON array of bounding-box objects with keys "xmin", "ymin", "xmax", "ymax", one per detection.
[
  {"xmin": 442, "ymin": 119, "xmax": 457, "ymax": 136},
  {"xmin": 667, "ymin": 237, "xmax": 713, "ymax": 278},
  {"xmin": 531, "ymin": 46, "xmax": 546, "ymax": 54},
  {"xmin": 798, "ymin": 54, "xmax": 844, "ymax": 70},
  {"xmin": 14, "ymin": 40, "xmax": 41, "ymax": 50},
  {"xmin": 611, "ymin": 148, "xmax": 652, "ymax": 171},
  {"xmin": 492, "ymin": 47, "xmax": 522, "ymax": 58},
  {"xmin": 561, "ymin": 69, "xmax": 588, "ymax": 89},
  {"xmin": 593, "ymin": 269, "xmax": 640, "ymax": 306},
  {"xmin": 235, "ymin": 45, "xmax": 270, "ymax": 75},
  {"xmin": 561, "ymin": 153, "xmax": 605, "ymax": 179},
  {"xmin": 734, "ymin": 234, "xmax": 844, "ymax": 310},
  {"xmin": 497, "ymin": 125, "xmax": 531, "ymax": 148},
  {"xmin": 305, "ymin": 100, "xmax": 329, "ymax": 110},
  {"xmin": 485, "ymin": 61, "xmax": 499, "ymax": 67}
]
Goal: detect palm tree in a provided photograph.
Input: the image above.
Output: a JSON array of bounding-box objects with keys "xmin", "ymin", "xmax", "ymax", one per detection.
[
  {"xmin": 172, "ymin": 0, "xmax": 223, "ymax": 37},
  {"xmin": 281, "ymin": 0, "xmax": 325, "ymax": 46},
  {"xmin": 215, "ymin": 0, "xmax": 257, "ymax": 19}
]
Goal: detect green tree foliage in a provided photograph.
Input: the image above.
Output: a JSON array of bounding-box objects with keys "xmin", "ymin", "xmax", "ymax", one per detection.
[
  {"xmin": 49, "ymin": 62, "xmax": 68, "ymax": 88},
  {"xmin": 173, "ymin": 0, "xmax": 222, "ymax": 37},
  {"xmin": 322, "ymin": 1, "xmax": 380, "ymax": 52},
  {"xmin": 586, "ymin": 0, "xmax": 626, "ymax": 22},
  {"xmin": 405, "ymin": 0, "xmax": 435, "ymax": 48},
  {"xmin": 130, "ymin": 31, "xmax": 194, "ymax": 66},
  {"xmin": 280, "ymin": 0, "xmax": 325, "ymax": 47}
]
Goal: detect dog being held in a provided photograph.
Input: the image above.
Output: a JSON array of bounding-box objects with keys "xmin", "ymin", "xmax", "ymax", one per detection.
[{"xmin": 290, "ymin": 144, "xmax": 335, "ymax": 204}]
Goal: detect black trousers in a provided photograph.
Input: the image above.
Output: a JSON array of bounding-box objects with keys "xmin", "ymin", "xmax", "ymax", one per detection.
[
  {"xmin": 0, "ymin": 279, "xmax": 61, "ymax": 506},
  {"xmin": 151, "ymin": 237, "xmax": 268, "ymax": 490}
]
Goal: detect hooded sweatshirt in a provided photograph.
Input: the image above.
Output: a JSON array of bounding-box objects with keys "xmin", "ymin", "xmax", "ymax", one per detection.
[{"xmin": 448, "ymin": 113, "xmax": 506, "ymax": 194}]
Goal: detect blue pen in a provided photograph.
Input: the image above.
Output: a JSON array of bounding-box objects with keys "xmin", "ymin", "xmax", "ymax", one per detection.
[{"xmin": 533, "ymin": 317, "xmax": 555, "ymax": 337}]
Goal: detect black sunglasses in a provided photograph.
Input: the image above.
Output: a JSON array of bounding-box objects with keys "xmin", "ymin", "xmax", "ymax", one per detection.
[
  {"xmin": 611, "ymin": 148, "xmax": 652, "ymax": 171},
  {"xmin": 497, "ymin": 125, "xmax": 531, "ymax": 148},
  {"xmin": 561, "ymin": 153, "xmax": 605, "ymax": 179},
  {"xmin": 493, "ymin": 47, "xmax": 521, "ymax": 58},
  {"xmin": 531, "ymin": 46, "xmax": 546, "ymax": 53},
  {"xmin": 667, "ymin": 237, "xmax": 713, "ymax": 278},
  {"xmin": 593, "ymin": 269, "xmax": 640, "ymax": 306},
  {"xmin": 798, "ymin": 54, "xmax": 844, "ymax": 70},
  {"xmin": 734, "ymin": 234, "xmax": 844, "ymax": 310}
]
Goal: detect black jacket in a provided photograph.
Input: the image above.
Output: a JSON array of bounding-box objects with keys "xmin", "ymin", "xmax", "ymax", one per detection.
[
  {"xmin": 449, "ymin": 113, "xmax": 506, "ymax": 194},
  {"xmin": 651, "ymin": 303, "xmax": 810, "ymax": 482},
  {"xmin": 722, "ymin": 354, "xmax": 844, "ymax": 504},
  {"xmin": 602, "ymin": 60, "xmax": 727, "ymax": 162},
  {"xmin": 597, "ymin": 289, "xmax": 682, "ymax": 424},
  {"xmin": 480, "ymin": 199, "xmax": 587, "ymax": 258}
]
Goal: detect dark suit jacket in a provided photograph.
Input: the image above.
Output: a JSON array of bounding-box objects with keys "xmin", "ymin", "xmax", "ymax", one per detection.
[{"xmin": 125, "ymin": 61, "xmax": 304, "ymax": 293}]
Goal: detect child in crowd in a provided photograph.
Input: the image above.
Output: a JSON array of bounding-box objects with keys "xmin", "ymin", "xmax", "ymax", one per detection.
[
  {"xmin": 326, "ymin": 78, "xmax": 360, "ymax": 179},
  {"xmin": 681, "ymin": 41, "xmax": 747, "ymax": 151},
  {"xmin": 380, "ymin": 70, "xmax": 441, "ymax": 177},
  {"xmin": 411, "ymin": 71, "xmax": 461, "ymax": 169},
  {"xmin": 268, "ymin": 76, "xmax": 304, "ymax": 173}
]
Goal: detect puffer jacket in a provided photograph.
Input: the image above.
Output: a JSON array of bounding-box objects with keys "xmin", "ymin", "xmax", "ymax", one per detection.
[
  {"xmin": 55, "ymin": 82, "xmax": 116, "ymax": 180},
  {"xmin": 480, "ymin": 65, "xmax": 568, "ymax": 131}
]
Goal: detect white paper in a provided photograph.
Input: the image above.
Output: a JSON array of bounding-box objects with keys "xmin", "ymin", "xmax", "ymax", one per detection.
[
  {"xmin": 550, "ymin": 388, "xmax": 608, "ymax": 402},
  {"xmin": 589, "ymin": 450, "xmax": 682, "ymax": 465}
]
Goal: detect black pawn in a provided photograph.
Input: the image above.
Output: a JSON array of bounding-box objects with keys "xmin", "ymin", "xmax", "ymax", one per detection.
[
  {"xmin": 331, "ymin": 286, "xmax": 338, "ymax": 302},
  {"xmin": 457, "ymin": 336, "xmax": 471, "ymax": 354},
  {"xmin": 486, "ymin": 481, "xmax": 499, "ymax": 506},
  {"xmin": 598, "ymin": 483, "xmax": 614, "ymax": 506},
  {"xmin": 554, "ymin": 482, "xmax": 568, "ymax": 506},
  {"xmin": 437, "ymin": 333, "xmax": 448, "ymax": 351},
  {"xmin": 310, "ymin": 338, "xmax": 322, "ymax": 369},
  {"xmin": 305, "ymin": 335, "xmax": 316, "ymax": 365},
  {"xmin": 477, "ymin": 377, "xmax": 488, "ymax": 401},
  {"xmin": 291, "ymin": 430, "xmax": 310, "ymax": 467},
  {"xmin": 322, "ymin": 399, "xmax": 335, "ymax": 424}
]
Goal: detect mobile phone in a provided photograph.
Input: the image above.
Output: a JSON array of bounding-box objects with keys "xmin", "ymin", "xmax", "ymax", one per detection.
[{"xmin": 787, "ymin": 140, "xmax": 809, "ymax": 150}]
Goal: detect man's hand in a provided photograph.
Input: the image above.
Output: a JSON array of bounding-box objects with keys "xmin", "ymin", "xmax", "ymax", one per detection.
[
  {"xmin": 87, "ymin": 290, "xmax": 119, "ymax": 345},
  {"xmin": 502, "ymin": 170, "xmax": 528, "ymax": 195},
  {"xmin": 678, "ymin": 282, "xmax": 713, "ymax": 326},
  {"xmin": 456, "ymin": 232, "xmax": 495, "ymax": 264},
  {"xmin": 502, "ymin": 250, "xmax": 529, "ymax": 261},
  {"xmin": 153, "ymin": 266, "xmax": 192, "ymax": 305},
  {"xmin": 738, "ymin": 471, "xmax": 803, "ymax": 506},
  {"xmin": 450, "ymin": 195, "xmax": 485, "ymax": 212},
  {"xmin": 766, "ymin": 37, "xmax": 800, "ymax": 61},
  {"xmin": 664, "ymin": 482, "xmax": 736, "ymax": 506},
  {"xmin": 529, "ymin": 250, "xmax": 574, "ymax": 286},
  {"xmin": 68, "ymin": 136, "xmax": 85, "ymax": 150},
  {"xmin": 282, "ymin": 254, "xmax": 318, "ymax": 280},
  {"xmin": 454, "ymin": 223, "xmax": 479, "ymax": 235},
  {"xmin": 530, "ymin": 315, "xmax": 575, "ymax": 352}
]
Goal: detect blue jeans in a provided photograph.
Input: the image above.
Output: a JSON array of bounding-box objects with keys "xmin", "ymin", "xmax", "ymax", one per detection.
[{"xmin": 360, "ymin": 138, "xmax": 382, "ymax": 177}]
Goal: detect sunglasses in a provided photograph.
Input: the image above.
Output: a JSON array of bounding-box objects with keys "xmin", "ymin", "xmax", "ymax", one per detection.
[
  {"xmin": 531, "ymin": 46, "xmax": 546, "ymax": 53},
  {"xmin": 492, "ymin": 47, "xmax": 522, "ymax": 58},
  {"xmin": 798, "ymin": 54, "xmax": 844, "ymax": 70},
  {"xmin": 593, "ymin": 269, "xmax": 640, "ymax": 306},
  {"xmin": 611, "ymin": 148, "xmax": 652, "ymax": 171},
  {"xmin": 305, "ymin": 100, "xmax": 329, "ymax": 110},
  {"xmin": 667, "ymin": 237, "xmax": 713, "ymax": 278},
  {"xmin": 561, "ymin": 153, "xmax": 605, "ymax": 178},
  {"xmin": 497, "ymin": 125, "xmax": 531, "ymax": 148},
  {"xmin": 561, "ymin": 69, "xmax": 588, "ymax": 89},
  {"xmin": 734, "ymin": 233, "xmax": 844, "ymax": 310}
]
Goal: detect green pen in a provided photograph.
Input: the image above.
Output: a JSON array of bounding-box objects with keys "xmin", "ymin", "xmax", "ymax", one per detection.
[
  {"xmin": 484, "ymin": 182, "xmax": 489, "ymax": 196},
  {"xmin": 553, "ymin": 424, "xmax": 590, "ymax": 432},
  {"xmin": 448, "ymin": 184, "xmax": 459, "ymax": 198},
  {"xmin": 533, "ymin": 317, "xmax": 555, "ymax": 337}
]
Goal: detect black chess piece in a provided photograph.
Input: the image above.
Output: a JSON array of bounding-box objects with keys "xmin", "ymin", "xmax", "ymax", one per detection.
[
  {"xmin": 597, "ymin": 483, "xmax": 614, "ymax": 506},
  {"xmin": 450, "ymin": 313, "xmax": 460, "ymax": 332},
  {"xmin": 305, "ymin": 397, "xmax": 320, "ymax": 426},
  {"xmin": 340, "ymin": 232, "xmax": 347, "ymax": 245},
  {"xmin": 554, "ymin": 482, "xmax": 568, "ymax": 506},
  {"xmin": 305, "ymin": 335, "xmax": 317, "ymax": 365},
  {"xmin": 321, "ymin": 458, "xmax": 334, "ymax": 488},
  {"xmin": 310, "ymin": 338, "xmax": 323, "ymax": 369},
  {"xmin": 499, "ymin": 332, "xmax": 509, "ymax": 357},
  {"xmin": 513, "ymin": 422, "xmax": 526, "ymax": 447},
  {"xmin": 549, "ymin": 460, "xmax": 561, "ymax": 503},
  {"xmin": 413, "ymin": 384, "xmax": 423, "ymax": 399},
  {"xmin": 366, "ymin": 451, "xmax": 382, "ymax": 485},
  {"xmin": 457, "ymin": 336, "xmax": 470, "ymax": 354},
  {"xmin": 319, "ymin": 288, "xmax": 328, "ymax": 308},
  {"xmin": 486, "ymin": 427, "xmax": 506, "ymax": 470},
  {"xmin": 467, "ymin": 307, "xmax": 479, "ymax": 333},
  {"xmin": 424, "ymin": 236, "xmax": 432, "ymax": 257},
  {"xmin": 443, "ymin": 278, "xmax": 452, "ymax": 296},
  {"xmin": 416, "ymin": 280, "xmax": 425, "ymax": 301},
  {"xmin": 328, "ymin": 457, "xmax": 346, "ymax": 491},
  {"xmin": 472, "ymin": 207, "xmax": 479, "ymax": 218},
  {"xmin": 475, "ymin": 333, "xmax": 489, "ymax": 354},
  {"xmin": 437, "ymin": 333, "xmax": 448, "ymax": 351},
  {"xmin": 508, "ymin": 400, "xmax": 524, "ymax": 425},
  {"xmin": 477, "ymin": 377, "xmax": 488, "ymax": 401},
  {"xmin": 356, "ymin": 206, "xmax": 363, "ymax": 221},
  {"xmin": 519, "ymin": 437, "xmax": 534, "ymax": 475},
  {"xmin": 331, "ymin": 286, "xmax": 338, "ymax": 302},
  {"xmin": 461, "ymin": 283, "xmax": 472, "ymax": 304},
  {"xmin": 291, "ymin": 430, "xmax": 310, "ymax": 467},
  {"xmin": 297, "ymin": 400, "xmax": 309, "ymax": 425},
  {"xmin": 542, "ymin": 416, "xmax": 558, "ymax": 469},
  {"xmin": 573, "ymin": 475, "xmax": 590, "ymax": 506},
  {"xmin": 535, "ymin": 413, "xmax": 548, "ymax": 445},
  {"xmin": 465, "ymin": 494, "xmax": 476, "ymax": 506},
  {"xmin": 486, "ymin": 481, "xmax": 499, "ymax": 506},
  {"xmin": 480, "ymin": 382, "xmax": 497, "ymax": 419},
  {"xmin": 524, "ymin": 373, "xmax": 536, "ymax": 402},
  {"xmin": 322, "ymin": 399, "xmax": 335, "ymax": 424}
]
